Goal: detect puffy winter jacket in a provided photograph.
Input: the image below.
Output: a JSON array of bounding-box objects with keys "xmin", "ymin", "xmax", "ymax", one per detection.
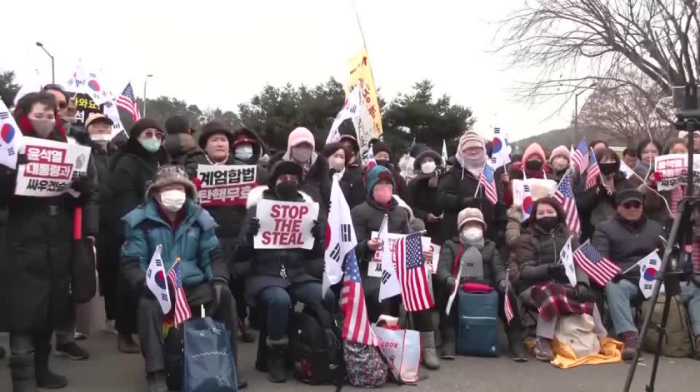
[
  {"xmin": 575, "ymin": 172, "xmax": 631, "ymax": 241},
  {"xmin": 436, "ymin": 239, "xmax": 505, "ymax": 288},
  {"xmin": 407, "ymin": 173, "xmax": 444, "ymax": 244},
  {"xmin": 121, "ymin": 198, "xmax": 227, "ymax": 290}
]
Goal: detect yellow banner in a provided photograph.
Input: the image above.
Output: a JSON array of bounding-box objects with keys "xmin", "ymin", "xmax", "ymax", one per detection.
[{"xmin": 347, "ymin": 47, "xmax": 383, "ymax": 139}]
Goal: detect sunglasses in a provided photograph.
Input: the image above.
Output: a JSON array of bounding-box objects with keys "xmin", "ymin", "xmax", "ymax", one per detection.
[
  {"xmin": 143, "ymin": 130, "xmax": 164, "ymax": 140},
  {"xmin": 622, "ymin": 201, "xmax": 642, "ymax": 209}
]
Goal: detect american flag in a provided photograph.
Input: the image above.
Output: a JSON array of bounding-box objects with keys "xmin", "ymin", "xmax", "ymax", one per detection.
[
  {"xmin": 395, "ymin": 233, "xmax": 433, "ymax": 312},
  {"xmin": 478, "ymin": 163, "xmax": 498, "ymax": 206},
  {"xmin": 504, "ymin": 270, "xmax": 514, "ymax": 324},
  {"xmin": 116, "ymin": 83, "xmax": 142, "ymax": 122},
  {"xmin": 554, "ymin": 173, "xmax": 581, "ymax": 234},
  {"xmin": 571, "ymin": 140, "xmax": 589, "ymax": 173},
  {"xmin": 340, "ymin": 250, "xmax": 379, "ymax": 346},
  {"xmin": 167, "ymin": 262, "xmax": 191, "ymax": 326},
  {"xmin": 585, "ymin": 152, "xmax": 600, "ymax": 190},
  {"xmin": 572, "ymin": 242, "xmax": 621, "ymax": 287}
]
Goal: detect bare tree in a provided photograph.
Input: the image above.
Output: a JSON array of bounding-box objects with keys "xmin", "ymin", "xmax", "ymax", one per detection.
[
  {"xmin": 497, "ymin": 0, "xmax": 700, "ymax": 112},
  {"xmin": 577, "ymin": 69, "xmax": 676, "ymax": 144}
]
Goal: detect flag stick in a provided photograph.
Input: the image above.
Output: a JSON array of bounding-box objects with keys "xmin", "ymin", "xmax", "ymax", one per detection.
[
  {"xmin": 166, "ymin": 257, "xmax": 181, "ymax": 274},
  {"xmin": 621, "ymin": 248, "xmax": 660, "ymax": 275},
  {"xmin": 473, "ymin": 163, "xmax": 486, "ymax": 197}
]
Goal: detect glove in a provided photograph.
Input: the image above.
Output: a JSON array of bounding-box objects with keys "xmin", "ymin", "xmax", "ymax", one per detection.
[
  {"xmin": 462, "ymin": 197, "xmax": 479, "ymax": 208},
  {"xmin": 446, "ymin": 276, "xmax": 456, "ymax": 291},
  {"xmin": 547, "ymin": 264, "xmax": 566, "ymax": 280},
  {"xmin": 497, "ymin": 279, "xmax": 508, "ymax": 293},
  {"xmin": 246, "ymin": 218, "xmax": 260, "ymax": 239},
  {"xmin": 311, "ymin": 220, "xmax": 324, "ymax": 240},
  {"xmin": 210, "ymin": 278, "xmax": 228, "ymax": 309},
  {"xmin": 71, "ymin": 175, "xmax": 93, "ymax": 194},
  {"xmin": 575, "ymin": 283, "xmax": 594, "ymax": 302}
]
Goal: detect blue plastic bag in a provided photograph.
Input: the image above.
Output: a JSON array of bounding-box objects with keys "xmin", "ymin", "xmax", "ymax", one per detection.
[{"xmin": 183, "ymin": 316, "xmax": 238, "ymax": 392}]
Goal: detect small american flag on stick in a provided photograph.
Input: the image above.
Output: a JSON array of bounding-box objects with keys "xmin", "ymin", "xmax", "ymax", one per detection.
[{"xmin": 116, "ymin": 83, "xmax": 142, "ymax": 122}]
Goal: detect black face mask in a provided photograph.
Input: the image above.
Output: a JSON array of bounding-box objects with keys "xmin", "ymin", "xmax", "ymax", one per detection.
[
  {"xmin": 376, "ymin": 160, "xmax": 390, "ymax": 168},
  {"xmin": 537, "ymin": 217, "xmax": 559, "ymax": 231},
  {"xmin": 275, "ymin": 183, "xmax": 298, "ymax": 200},
  {"xmin": 525, "ymin": 159, "xmax": 543, "ymax": 171},
  {"xmin": 599, "ymin": 162, "xmax": 619, "ymax": 176}
]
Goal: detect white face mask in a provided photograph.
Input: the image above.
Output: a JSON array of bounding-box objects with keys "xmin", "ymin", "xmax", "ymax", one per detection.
[
  {"xmin": 235, "ymin": 145, "xmax": 254, "ymax": 160},
  {"xmin": 159, "ymin": 189, "xmax": 186, "ymax": 212},
  {"xmin": 421, "ymin": 161, "xmax": 436, "ymax": 174},
  {"xmin": 292, "ymin": 147, "xmax": 313, "ymax": 162},
  {"xmin": 462, "ymin": 227, "xmax": 483, "ymax": 242},
  {"xmin": 330, "ymin": 156, "xmax": 345, "ymax": 172},
  {"xmin": 90, "ymin": 134, "xmax": 113, "ymax": 142}
]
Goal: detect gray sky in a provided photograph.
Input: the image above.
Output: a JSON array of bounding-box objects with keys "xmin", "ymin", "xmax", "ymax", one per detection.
[{"xmin": 2, "ymin": 0, "xmax": 582, "ymax": 141}]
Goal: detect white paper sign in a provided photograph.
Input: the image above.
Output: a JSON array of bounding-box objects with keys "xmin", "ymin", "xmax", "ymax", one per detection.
[
  {"xmin": 511, "ymin": 179, "xmax": 557, "ymax": 206},
  {"xmin": 654, "ymin": 154, "xmax": 700, "ymax": 191},
  {"xmin": 196, "ymin": 164, "xmax": 257, "ymax": 206},
  {"xmin": 15, "ymin": 138, "xmax": 91, "ymax": 197},
  {"xmin": 370, "ymin": 232, "xmax": 439, "ymax": 274},
  {"xmin": 254, "ymin": 199, "xmax": 319, "ymax": 250}
]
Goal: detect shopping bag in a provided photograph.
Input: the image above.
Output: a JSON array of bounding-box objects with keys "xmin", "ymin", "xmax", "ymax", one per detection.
[
  {"xmin": 183, "ymin": 316, "xmax": 237, "ymax": 392},
  {"xmin": 371, "ymin": 325, "xmax": 420, "ymax": 384}
]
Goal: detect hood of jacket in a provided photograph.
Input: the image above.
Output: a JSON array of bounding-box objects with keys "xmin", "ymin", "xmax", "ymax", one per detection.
[
  {"xmin": 165, "ymin": 133, "xmax": 202, "ymax": 159},
  {"xmin": 231, "ymin": 127, "xmax": 266, "ymax": 163}
]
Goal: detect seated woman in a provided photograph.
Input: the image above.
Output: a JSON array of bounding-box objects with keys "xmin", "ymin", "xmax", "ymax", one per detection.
[
  {"xmin": 351, "ymin": 165, "xmax": 439, "ymax": 370},
  {"xmin": 516, "ymin": 197, "xmax": 606, "ymax": 362},
  {"xmin": 437, "ymin": 208, "xmax": 526, "ymax": 362},
  {"xmin": 235, "ymin": 161, "xmax": 329, "ymax": 384}
]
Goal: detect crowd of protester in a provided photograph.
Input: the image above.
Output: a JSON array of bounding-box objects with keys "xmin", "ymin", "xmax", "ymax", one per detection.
[{"xmin": 1, "ymin": 87, "xmax": 700, "ymax": 392}]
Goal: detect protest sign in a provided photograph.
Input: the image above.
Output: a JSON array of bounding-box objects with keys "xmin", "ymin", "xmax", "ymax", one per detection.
[
  {"xmin": 654, "ymin": 154, "xmax": 700, "ymax": 190},
  {"xmin": 511, "ymin": 179, "xmax": 557, "ymax": 207},
  {"xmin": 347, "ymin": 48, "xmax": 382, "ymax": 139},
  {"xmin": 367, "ymin": 232, "xmax": 439, "ymax": 276},
  {"xmin": 15, "ymin": 138, "xmax": 91, "ymax": 197},
  {"xmin": 254, "ymin": 199, "xmax": 319, "ymax": 250},
  {"xmin": 196, "ymin": 164, "xmax": 257, "ymax": 206},
  {"xmin": 72, "ymin": 93, "xmax": 104, "ymax": 127}
]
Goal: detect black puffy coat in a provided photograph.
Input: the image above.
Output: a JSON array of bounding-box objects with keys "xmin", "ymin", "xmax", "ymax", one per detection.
[
  {"xmin": 437, "ymin": 162, "xmax": 507, "ymax": 245},
  {"xmin": 407, "ymin": 173, "xmax": 444, "ymax": 244},
  {"xmin": 0, "ymin": 131, "xmax": 98, "ymax": 332},
  {"xmin": 103, "ymin": 138, "xmax": 170, "ymax": 237},
  {"xmin": 516, "ymin": 222, "xmax": 586, "ymax": 292},
  {"xmin": 235, "ymin": 187, "xmax": 324, "ymax": 305},
  {"xmin": 339, "ymin": 164, "xmax": 365, "ymax": 210},
  {"xmin": 268, "ymin": 152, "xmax": 331, "ymax": 221}
]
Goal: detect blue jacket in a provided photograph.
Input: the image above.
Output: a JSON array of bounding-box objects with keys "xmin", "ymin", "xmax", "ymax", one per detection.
[{"xmin": 120, "ymin": 198, "xmax": 224, "ymax": 288}]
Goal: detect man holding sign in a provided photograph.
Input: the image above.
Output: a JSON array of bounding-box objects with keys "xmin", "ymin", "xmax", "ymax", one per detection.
[
  {"xmin": 235, "ymin": 161, "xmax": 329, "ymax": 383},
  {"xmin": 0, "ymin": 92, "xmax": 98, "ymax": 391}
]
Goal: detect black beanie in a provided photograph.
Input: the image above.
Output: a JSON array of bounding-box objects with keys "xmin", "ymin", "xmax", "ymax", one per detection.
[
  {"xmin": 198, "ymin": 120, "xmax": 234, "ymax": 149},
  {"xmin": 373, "ymin": 141, "xmax": 391, "ymax": 158},
  {"xmin": 165, "ymin": 115, "xmax": 191, "ymax": 135},
  {"xmin": 130, "ymin": 118, "xmax": 163, "ymax": 138},
  {"xmin": 268, "ymin": 161, "xmax": 304, "ymax": 188}
]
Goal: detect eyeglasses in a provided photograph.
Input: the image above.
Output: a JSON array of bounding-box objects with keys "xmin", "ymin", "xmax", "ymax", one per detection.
[
  {"xmin": 622, "ymin": 201, "xmax": 642, "ymax": 209},
  {"xmin": 143, "ymin": 130, "xmax": 164, "ymax": 140}
]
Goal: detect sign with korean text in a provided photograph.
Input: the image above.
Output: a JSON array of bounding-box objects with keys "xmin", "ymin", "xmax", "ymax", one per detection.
[
  {"xmin": 15, "ymin": 138, "xmax": 90, "ymax": 197},
  {"xmin": 196, "ymin": 164, "xmax": 257, "ymax": 206},
  {"xmin": 654, "ymin": 154, "xmax": 700, "ymax": 191},
  {"xmin": 73, "ymin": 93, "xmax": 103, "ymax": 126},
  {"xmin": 254, "ymin": 199, "xmax": 320, "ymax": 250},
  {"xmin": 347, "ymin": 48, "xmax": 382, "ymax": 144},
  {"xmin": 368, "ymin": 232, "xmax": 440, "ymax": 276}
]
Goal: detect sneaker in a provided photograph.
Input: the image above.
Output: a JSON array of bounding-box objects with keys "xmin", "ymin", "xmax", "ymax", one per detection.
[
  {"xmin": 533, "ymin": 338, "xmax": 554, "ymax": 362},
  {"xmin": 55, "ymin": 342, "xmax": 89, "ymax": 361},
  {"xmin": 621, "ymin": 331, "xmax": 639, "ymax": 361},
  {"xmin": 102, "ymin": 320, "xmax": 118, "ymax": 335},
  {"xmin": 118, "ymin": 334, "xmax": 140, "ymax": 354}
]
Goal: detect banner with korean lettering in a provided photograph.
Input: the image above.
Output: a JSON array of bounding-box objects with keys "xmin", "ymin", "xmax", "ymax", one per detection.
[
  {"xmin": 367, "ymin": 232, "xmax": 440, "ymax": 277},
  {"xmin": 196, "ymin": 164, "xmax": 257, "ymax": 206},
  {"xmin": 254, "ymin": 199, "xmax": 320, "ymax": 250},
  {"xmin": 14, "ymin": 138, "xmax": 91, "ymax": 197},
  {"xmin": 72, "ymin": 93, "xmax": 104, "ymax": 127},
  {"xmin": 347, "ymin": 48, "xmax": 382, "ymax": 139},
  {"xmin": 654, "ymin": 154, "xmax": 700, "ymax": 191}
]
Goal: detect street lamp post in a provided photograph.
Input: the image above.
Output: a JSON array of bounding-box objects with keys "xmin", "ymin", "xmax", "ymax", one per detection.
[
  {"xmin": 573, "ymin": 83, "xmax": 597, "ymax": 144},
  {"xmin": 35, "ymin": 42, "xmax": 55, "ymax": 84},
  {"xmin": 143, "ymin": 74, "xmax": 154, "ymax": 117}
]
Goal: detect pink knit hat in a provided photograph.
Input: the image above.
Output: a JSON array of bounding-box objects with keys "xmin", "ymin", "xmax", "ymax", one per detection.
[
  {"xmin": 288, "ymin": 127, "xmax": 315, "ymax": 149},
  {"xmin": 549, "ymin": 145, "xmax": 571, "ymax": 162},
  {"xmin": 459, "ymin": 130, "xmax": 484, "ymax": 151}
]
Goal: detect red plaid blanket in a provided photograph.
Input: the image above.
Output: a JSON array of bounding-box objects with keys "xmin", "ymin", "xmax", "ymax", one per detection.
[{"xmin": 530, "ymin": 282, "xmax": 594, "ymax": 321}]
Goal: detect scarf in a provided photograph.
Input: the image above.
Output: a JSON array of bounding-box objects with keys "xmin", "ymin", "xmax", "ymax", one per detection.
[{"xmin": 457, "ymin": 235, "xmax": 485, "ymax": 280}]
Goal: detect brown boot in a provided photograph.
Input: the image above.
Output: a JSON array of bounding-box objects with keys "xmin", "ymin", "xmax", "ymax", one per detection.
[
  {"xmin": 117, "ymin": 334, "xmax": 140, "ymax": 354},
  {"xmin": 620, "ymin": 331, "xmax": 639, "ymax": 361},
  {"xmin": 533, "ymin": 338, "xmax": 554, "ymax": 362}
]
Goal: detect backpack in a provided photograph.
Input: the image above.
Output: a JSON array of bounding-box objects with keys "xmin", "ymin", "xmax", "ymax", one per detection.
[
  {"xmin": 343, "ymin": 341, "xmax": 387, "ymax": 388},
  {"xmin": 290, "ymin": 303, "xmax": 345, "ymax": 385},
  {"xmin": 641, "ymin": 294, "xmax": 693, "ymax": 358}
]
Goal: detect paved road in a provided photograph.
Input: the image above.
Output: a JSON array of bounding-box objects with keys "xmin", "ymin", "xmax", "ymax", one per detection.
[{"xmin": 0, "ymin": 330, "xmax": 697, "ymax": 392}]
